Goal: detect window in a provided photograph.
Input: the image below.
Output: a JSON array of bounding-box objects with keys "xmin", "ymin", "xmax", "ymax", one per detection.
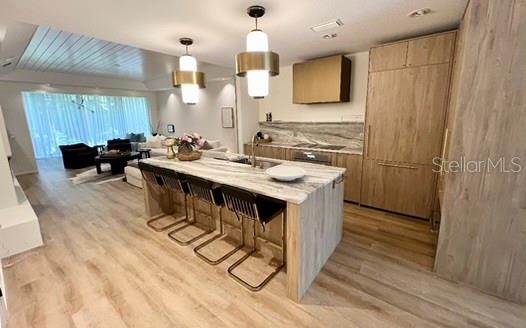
[{"xmin": 22, "ymin": 92, "xmax": 151, "ymax": 158}]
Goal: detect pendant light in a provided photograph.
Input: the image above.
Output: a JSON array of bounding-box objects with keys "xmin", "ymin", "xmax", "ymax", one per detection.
[
  {"xmin": 236, "ymin": 5, "xmax": 279, "ymax": 99},
  {"xmin": 173, "ymin": 38, "xmax": 205, "ymax": 105}
]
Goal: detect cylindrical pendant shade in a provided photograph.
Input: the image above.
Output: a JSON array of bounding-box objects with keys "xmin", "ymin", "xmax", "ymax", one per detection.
[
  {"xmin": 235, "ymin": 51, "xmax": 279, "ymax": 77},
  {"xmin": 181, "ymin": 84, "xmax": 199, "ymax": 105},
  {"xmin": 174, "ymin": 50, "xmax": 205, "ymax": 105},
  {"xmin": 247, "ymin": 70, "xmax": 269, "ymax": 98},
  {"xmin": 246, "ymin": 30, "xmax": 268, "ymax": 51},
  {"xmin": 236, "ymin": 5, "xmax": 279, "ymax": 99},
  {"xmin": 179, "ymin": 55, "xmax": 197, "ymax": 71}
]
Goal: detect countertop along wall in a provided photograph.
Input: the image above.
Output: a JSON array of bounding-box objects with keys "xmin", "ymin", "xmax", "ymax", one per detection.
[
  {"xmin": 0, "ymin": 71, "xmax": 158, "ymax": 175},
  {"xmin": 258, "ymin": 51, "xmax": 369, "ymax": 123}
]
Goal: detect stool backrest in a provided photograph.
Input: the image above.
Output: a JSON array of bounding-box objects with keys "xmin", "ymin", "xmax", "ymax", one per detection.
[
  {"xmin": 138, "ymin": 162, "xmax": 161, "ymax": 186},
  {"xmin": 221, "ymin": 185, "xmax": 258, "ymax": 221},
  {"xmin": 155, "ymin": 167, "xmax": 187, "ymax": 194},
  {"xmin": 185, "ymin": 175, "xmax": 218, "ymax": 205}
]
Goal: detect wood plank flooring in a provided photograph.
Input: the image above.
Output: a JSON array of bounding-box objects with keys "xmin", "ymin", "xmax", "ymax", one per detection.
[{"xmin": 3, "ymin": 158, "xmax": 525, "ymax": 327}]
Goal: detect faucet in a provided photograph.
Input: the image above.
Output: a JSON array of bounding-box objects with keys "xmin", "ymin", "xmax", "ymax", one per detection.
[{"xmin": 251, "ymin": 135, "xmax": 258, "ymax": 168}]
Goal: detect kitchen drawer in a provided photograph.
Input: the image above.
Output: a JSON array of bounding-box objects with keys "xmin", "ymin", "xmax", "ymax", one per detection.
[{"xmin": 361, "ymin": 159, "xmax": 436, "ymax": 218}]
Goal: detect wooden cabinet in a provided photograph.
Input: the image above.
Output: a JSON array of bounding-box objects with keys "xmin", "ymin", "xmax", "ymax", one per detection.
[
  {"xmin": 332, "ymin": 153, "xmax": 362, "ymax": 203},
  {"xmin": 257, "ymin": 145, "xmax": 286, "ymax": 160},
  {"xmin": 363, "ymin": 31, "xmax": 456, "ymax": 219},
  {"xmin": 369, "ymin": 42, "xmax": 408, "ymax": 72},
  {"xmin": 407, "ymin": 33, "xmax": 454, "ymax": 67},
  {"xmin": 369, "ymin": 31, "xmax": 455, "ymax": 72},
  {"xmin": 293, "ymin": 55, "xmax": 351, "ymax": 104},
  {"xmin": 244, "ymin": 144, "xmax": 286, "ymax": 160},
  {"xmin": 244, "ymin": 144, "xmax": 362, "ymax": 203},
  {"xmin": 365, "ymin": 64, "xmax": 450, "ymax": 164},
  {"xmin": 361, "ymin": 159, "xmax": 436, "ymax": 218}
]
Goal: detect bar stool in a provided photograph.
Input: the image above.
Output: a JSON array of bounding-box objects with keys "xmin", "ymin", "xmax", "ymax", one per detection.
[
  {"xmin": 154, "ymin": 166, "xmax": 191, "ymax": 224},
  {"xmin": 193, "ymin": 182, "xmax": 246, "ymax": 265},
  {"xmin": 221, "ymin": 185, "xmax": 286, "ymax": 291},
  {"xmin": 139, "ymin": 162, "xmax": 183, "ymax": 231},
  {"xmin": 168, "ymin": 175, "xmax": 218, "ymax": 246}
]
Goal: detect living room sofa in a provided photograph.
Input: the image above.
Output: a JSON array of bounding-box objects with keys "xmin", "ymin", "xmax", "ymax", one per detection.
[{"xmin": 124, "ymin": 136, "xmax": 229, "ymax": 188}]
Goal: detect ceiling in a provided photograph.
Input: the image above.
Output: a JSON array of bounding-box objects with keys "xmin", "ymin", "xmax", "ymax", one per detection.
[
  {"xmin": 16, "ymin": 25, "xmax": 175, "ymax": 81},
  {"xmin": 1, "ymin": 0, "xmax": 467, "ymax": 67}
]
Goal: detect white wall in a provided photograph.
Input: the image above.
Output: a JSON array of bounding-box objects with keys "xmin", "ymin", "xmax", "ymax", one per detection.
[
  {"xmin": 0, "ymin": 105, "xmax": 17, "ymax": 209},
  {"xmin": 156, "ymin": 79, "xmax": 238, "ymax": 152},
  {"xmin": 235, "ymin": 77, "xmax": 260, "ymax": 152},
  {"xmin": 0, "ymin": 81, "xmax": 158, "ymax": 175},
  {"xmin": 259, "ymin": 52, "xmax": 369, "ymax": 122}
]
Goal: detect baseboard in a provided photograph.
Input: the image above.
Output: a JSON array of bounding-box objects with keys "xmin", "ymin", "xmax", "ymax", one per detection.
[{"xmin": 14, "ymin": 169, "xmax": 38, "ymax": 176}]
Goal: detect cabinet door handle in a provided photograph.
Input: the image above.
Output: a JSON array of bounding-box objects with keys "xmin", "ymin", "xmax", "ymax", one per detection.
[
  {"xmin": 377, "ymin": 162, "xmax": 418, "ymax": 170},
  {"xmin": 366, "ymin": 125, "xmax": 371, "ymax": 157},
  {"xmin": 332, "ymin": 174, "xmax": 345, "ymax": 188}
]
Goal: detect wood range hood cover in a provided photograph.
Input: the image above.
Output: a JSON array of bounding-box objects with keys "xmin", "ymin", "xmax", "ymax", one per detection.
[{"xmin": 293, "ymin": 55, "xmax": 351, "ymax": 104}]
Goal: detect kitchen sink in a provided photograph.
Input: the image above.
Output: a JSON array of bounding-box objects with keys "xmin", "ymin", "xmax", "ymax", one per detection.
[{"xmin": 237, "ymin": 158, "xmax": 281, "ymax": 169}]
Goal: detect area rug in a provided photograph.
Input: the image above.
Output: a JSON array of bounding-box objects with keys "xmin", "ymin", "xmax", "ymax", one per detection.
[{"xmin": 69, "ymin": 164, "xmax": 125, "ymax": 185}]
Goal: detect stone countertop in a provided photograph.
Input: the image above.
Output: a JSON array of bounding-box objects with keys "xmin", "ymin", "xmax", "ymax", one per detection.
[
  {"xmin": 142, "ymin": 155, "xmax": 345, "ymax": 205},
  {"xmin": 246, "ymin": 141, "xmax": 363, "ymax": 155}
]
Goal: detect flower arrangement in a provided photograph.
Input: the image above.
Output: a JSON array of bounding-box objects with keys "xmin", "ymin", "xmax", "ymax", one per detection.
[{"xmin": 176, "ymin": 133, "xmax": 206, "ymax": 154}]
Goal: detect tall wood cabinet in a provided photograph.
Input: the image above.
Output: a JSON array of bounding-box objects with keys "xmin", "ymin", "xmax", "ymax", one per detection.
[{"xmin": 361, "ymin": 31, "xmax": 456, "ymax": 219}]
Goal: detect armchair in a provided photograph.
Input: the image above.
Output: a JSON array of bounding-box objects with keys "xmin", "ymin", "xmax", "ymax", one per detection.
[{"xmin": 58, "ymin": 143, "xmax": 99, "ymax": 169}]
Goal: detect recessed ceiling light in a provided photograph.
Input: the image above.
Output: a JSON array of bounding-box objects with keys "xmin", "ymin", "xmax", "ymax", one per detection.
[
  {"xmin": 408, "ymin": 8, "xmax": 431, "ymax": 18},
  {"xmin": 311, "ymin": 19, "xmax": 344, "ymax": 32},
  {"xmin": 322, "ymin": 33, "xmax": 338, "ymax": 40}
]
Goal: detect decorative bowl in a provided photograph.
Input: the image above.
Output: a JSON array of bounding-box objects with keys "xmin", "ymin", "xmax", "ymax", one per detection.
[
  {"xmin": 265, "ymin": 165, "xmax": 306, "ymax": 182},
  {"xmin": 178, "ymin": 151, "xmax": 201, "ymax": 161}
]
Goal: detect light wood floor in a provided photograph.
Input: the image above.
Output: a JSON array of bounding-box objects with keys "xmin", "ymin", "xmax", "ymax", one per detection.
[{"xmin": 3, "ymin": 158, "xmax": 525, "ymax": 327}]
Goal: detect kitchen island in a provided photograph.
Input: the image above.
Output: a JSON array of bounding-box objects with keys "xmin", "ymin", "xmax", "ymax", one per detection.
[{"xmin": 141, "ymin": 154, "xmax": 345, "ymax": 302}]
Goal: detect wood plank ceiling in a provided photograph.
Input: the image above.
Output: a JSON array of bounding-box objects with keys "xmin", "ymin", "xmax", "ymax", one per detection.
[{"xmin": 17, "ymin": 26, "xmax": 145, "ymax": 80}]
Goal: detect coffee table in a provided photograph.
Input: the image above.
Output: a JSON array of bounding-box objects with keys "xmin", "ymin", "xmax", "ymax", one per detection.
[{"xmin": 95, "ymin": 151, "xmax": 141, "ymax": 175}]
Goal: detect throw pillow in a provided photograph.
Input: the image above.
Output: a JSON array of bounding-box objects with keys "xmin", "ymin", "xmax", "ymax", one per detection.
[{"xmin": 200, "ymin": 141, "xmax": 213, "ymax": 150}]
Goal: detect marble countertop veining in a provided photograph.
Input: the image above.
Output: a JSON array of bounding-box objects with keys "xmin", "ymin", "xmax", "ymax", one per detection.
[
  {"xmin": 246, "ymin": 141, "xmax": 363, "ymax": 155},
  {"xmin": 142, "ymin": 155, "xmax": 345, "ymax": 204}
]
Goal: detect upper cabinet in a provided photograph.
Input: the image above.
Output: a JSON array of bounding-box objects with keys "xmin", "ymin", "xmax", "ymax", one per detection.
[
  {"xmin": 293, "ymin": 55, "xmax": 351, "ymax": 104},
  {"xmin": 369, "ymin": 42, "xmax": 408, "ymax": 72},
  {"xmin": 369, "ymin": 31, "xmax": 456, "ymax": 72},
  {"xmin": 407, "ymin": 33, "xmax": 455, "ymax": 66}
]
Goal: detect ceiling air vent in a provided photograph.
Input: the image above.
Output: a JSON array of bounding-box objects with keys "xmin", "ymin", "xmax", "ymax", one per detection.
[{"xmin": 310, "ymin": 19, "xmax": 344, "ymax": 32}]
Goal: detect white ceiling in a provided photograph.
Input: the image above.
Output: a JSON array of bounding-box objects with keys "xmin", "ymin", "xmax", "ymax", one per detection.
[
  {"xmin": 17, "ymin": 26, "xmax": 145, "ymax": 80},
  {"xmin": 0, "ymin": 22, "xmax": 233, "ymax": 84},
  {"xmin": 1, "ymin": 0, "xmax": 467, "ymax": 67},
  {"xmin": 15, "ymin": 25, "xmax": 180, "ymax": 81}
]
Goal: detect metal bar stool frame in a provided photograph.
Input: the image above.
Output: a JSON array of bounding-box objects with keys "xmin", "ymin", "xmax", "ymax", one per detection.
[
  {"xmin": 193, "ymin": 189, "xmax": 246, "ymax": 265},
  {"xmin": 168, "ymin": 175, "xmax": 217, "ymax": 246},
  {"xmin": 139, "ymin": 162, "xmax": 183, "ymax": 232},
  {"xmin": 221, "ymin": 186, "xmax": 286, "ymax": 292}
]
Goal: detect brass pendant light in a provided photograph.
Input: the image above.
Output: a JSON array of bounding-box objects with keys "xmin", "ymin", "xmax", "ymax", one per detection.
[
  {"xmin": 236, "ymin": 5, "xmax": 279, "ymax": 99},
  {"xmin": 173, "ymin": 37, "xmax": 206, "ymax": 105}
]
